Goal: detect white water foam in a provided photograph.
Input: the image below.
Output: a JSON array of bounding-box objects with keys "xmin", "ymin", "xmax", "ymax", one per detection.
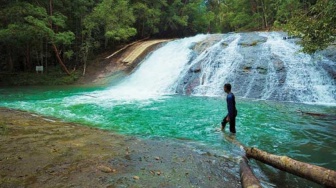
[
  {"xmin": 190, "ymin": 34, "xmax": 242, "ymax": 96},
  {"xmin": 66, "ymin": 34, "xmax": 208, "ymax": 106},
  {"xmin": 260, "ymin": 32, "xmax": 336, "ymax": 104},
  {"xmin": 188, "ymin": 32, "xmax": 336, "ymax": 105},
  {"xmin": 114, "ymin": 34, "xmax": 207, "ymax": 96},
  {"xmin": 69, "ymin": 32, "xmax": 335, "ymax": 105}
]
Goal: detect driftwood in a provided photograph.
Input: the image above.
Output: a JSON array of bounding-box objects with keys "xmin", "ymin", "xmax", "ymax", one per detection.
[
  {"xmin": 245, "ymin": 147, "xmax": 336, "ymax": 187},
  {"xmin": 240, "ymin": 157, "xmax": 262, "ymax": 188}
]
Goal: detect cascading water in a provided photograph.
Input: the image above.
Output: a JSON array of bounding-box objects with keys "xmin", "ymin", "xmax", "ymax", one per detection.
[
  {"xmin": 71, "ymin": 32, "xmax": 335, "ymax": 105},
  {"xmin": 188, "ymin": 34, "xmax": 243, "ymax": 96},
  {"xmin": 116, "ymin": 34, "xmax": 207, "ymax": 95},
  {"xmin": 259, "ymin": 32, "xmax": 336, "ymax": 104},
  {"xmin": 186, "ymin": 32, "xmax": 336, "ymax": 104},
  {"xmin": 68, "ymin": 34, "xmax": 208, "ymax": 104}
]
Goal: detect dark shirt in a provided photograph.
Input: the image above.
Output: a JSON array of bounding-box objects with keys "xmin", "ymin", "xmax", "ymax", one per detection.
[{"xmin": 227, "ymin": 93, "xmax": 237, "ymax": 118}]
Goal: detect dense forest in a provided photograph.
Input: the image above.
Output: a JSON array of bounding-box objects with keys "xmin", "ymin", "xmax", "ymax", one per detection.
[{"xmin": 0, "ymin": 0, "xmax": 335, "ymax": 75}]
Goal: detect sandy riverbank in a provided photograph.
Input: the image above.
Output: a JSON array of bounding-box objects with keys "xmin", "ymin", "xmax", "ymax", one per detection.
[{"xmin": 0, "ymin": 108, "xmax": 240, "ymax": 188}]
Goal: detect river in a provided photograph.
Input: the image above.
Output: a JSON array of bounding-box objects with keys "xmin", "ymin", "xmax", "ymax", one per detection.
[
  {"xmin": 0, "ymin": 85, "xmax": 335, "ymax": 187},
  {"xmin": 1, "ymin": 32, "xmax": 336, "ymax": 187}
]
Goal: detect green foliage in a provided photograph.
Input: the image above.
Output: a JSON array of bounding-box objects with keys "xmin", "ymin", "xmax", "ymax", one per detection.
[
  {"xmin": 54, "ymin": 32, "xmax": 75, "ymax": 45},
  {"xmin": 64, "ymin": 50, "xmax": 74, "ymax": 60},
  {"xmin": 275, "ymin": 0, "xmax": 301, "ymax": 25},
  {"xmin": 84, "ymin": 0, "xmax": 137, "ymax": 41},
  {"xmin": 105, "ymin": 28, "xmax": 137, "ymax": 41},
  {"xmin": 131, "ymin": 0, "xmax": 164, "ymax": 37},
  {"xmin": 0, "ymin": 69, "xmax": 82, "ymax": 86},
  {"xmin": 0, "ymin": 0, "xmax": 334, "ymax": 83},
  {"xmin": 0, "ymin": 1, "xmax": 75, "ymax": 74},
  {"xmin": 50, "ymin": 12, "xmax": 67, "ymax": 28},
  {"xmin": 285, "ymin": 0, "xmax": 336, "ymax": 53},
  {"xmin": 229, "ymin": 0, "xmax": 261, "ymax": 30},
  {"xmin": 160, "ymin": 0, "xmax": 188, "ymax": 32},
  {"xmin": 183, "ymin": 0, "xmax": 214, "ymax": 34},
  {"xmin": 0, "ymin": 2, "xmax": 46, "ymax": 43},
  {"xmin": 207, "ymin": 0, "xmax": 263, "ymax": 32}
]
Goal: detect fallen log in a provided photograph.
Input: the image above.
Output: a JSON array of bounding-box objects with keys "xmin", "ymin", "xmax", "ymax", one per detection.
[
  {"xmin": 222, "ymin": 134, "xmax": 262, "ymax": 187},
  {"xmin": 245, "ymin": 147, "xmax": 336, "ymax": 187},
  {"xmin": 240, "ymin": 157, "xmax": 262, "ymax": 188}
]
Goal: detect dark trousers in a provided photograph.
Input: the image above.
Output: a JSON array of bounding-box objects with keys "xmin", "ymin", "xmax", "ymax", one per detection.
[{"xmin": 221, "ymin": 115, "xmax": 236, "ymax": 133}]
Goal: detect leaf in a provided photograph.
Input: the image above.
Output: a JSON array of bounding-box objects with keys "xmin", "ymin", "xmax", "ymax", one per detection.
[{"xmin": 54, "ymin": 31, "xmax": 75, "ymax": 45}]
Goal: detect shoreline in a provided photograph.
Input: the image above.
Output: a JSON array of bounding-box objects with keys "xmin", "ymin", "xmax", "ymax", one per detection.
[{"xmin": 0, "ymin": 107, "xmax": 240, "ymax": 187}]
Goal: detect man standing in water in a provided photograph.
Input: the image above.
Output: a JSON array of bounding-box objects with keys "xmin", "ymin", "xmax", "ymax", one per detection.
[{"xmin": 221, "ymin": 83, "xmax": 237, "ymax": 133}]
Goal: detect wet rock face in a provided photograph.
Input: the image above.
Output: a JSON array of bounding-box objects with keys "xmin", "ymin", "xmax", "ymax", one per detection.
[
  {"xmin": 232, "ymin": 35, "xmax": 269, "ymax": 99},
  {"xmin": 177, "ymin": 32, "xmax": 276, "ymax": 98},
  {"xmin": 320, "ymin": 46, "xmax": 336, "ymax": 80},
  {"xmin": 321, "ymin": 46, "xmax": 336, "ymax": 62},
  {"xmin": 237, "ymin": 32, "xmax": 268, "ymax": 46},
  {"xmin": 322, "ymin": 63, "xmax": 336, "ymax": 79},
  {"xmin": 174, "ymin": 32, "xmax": 336, "ymax": 102},
  {"xmin": 176, "ymin": 60, "xmax": 201, "ymax": 95},
  {"xmin": 193, "ymin": 34, "xmax": 223, "ymax": 53}
]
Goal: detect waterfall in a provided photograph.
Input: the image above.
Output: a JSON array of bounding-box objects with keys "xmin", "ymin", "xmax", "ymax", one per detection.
[
  {"xmin": 76, "ymin": 32, "xmax": 336, "ymax": 105},
  {"xmin": 70, "ymin": 34, "xmax": 208, "ymax": 104},
  {"xmin": 172, "ymin": 32, "xmax": 335, "ymax": 105},
  {"xmin": 259, "ymin": 32, "xmax": 336, "ymax": 104},
  {"xmin": 117, "ymin": 34, "xmax": 207, "ymax": 95},
  {"xmin": 185, "ymin": 34, "xmax": 243, "ymax": 96}
]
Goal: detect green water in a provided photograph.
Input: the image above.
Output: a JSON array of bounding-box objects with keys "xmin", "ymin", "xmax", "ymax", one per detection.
[{"xmin": 1, "ymin": 86, "xmax": 335, "ymax": 187}]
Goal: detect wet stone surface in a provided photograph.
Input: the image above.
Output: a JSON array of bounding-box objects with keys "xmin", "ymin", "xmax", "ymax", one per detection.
[{"xmin": 0, "ymin": 108, "xmax": 240, "ymax": 188}]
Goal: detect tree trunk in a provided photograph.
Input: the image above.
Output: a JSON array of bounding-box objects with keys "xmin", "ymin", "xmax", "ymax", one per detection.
[
  {"xmin": 245, "ymin": 147, "xmax": 336, "ymax": 187},
  {"xmin": 142, "ymin": 21, "xmax": 145, "ymax": 38},
  {"xmin": 7, "ymin": 46, "xmax": 14, "ymax": 72},
  {"xmin": 82, "ymin": 41, "xmax": 89, "ymax": 76},
  {"xmin": 83, "ymin": 61, "xmax": 86, "ymax": 76},
  {"xmin": 8, "ymin": 53, "xmax": 13, "ymax": 72},
  {"xmin": 82, "ymin": 43, "xmax": 87, "ymax": 76},
  {"xmin": 45, "ymin": 40, "xmax": 48, "ymax": 73},
  {"xmin": 240, "ymin": 157, "xmax": 262, "ymax": 188},
  {"xmin": 250, "ymin": 0, "xmax": 258, "ymax": 13},
  {"xmin": 260, "ymin": 0, "xmax": 268, "ymax": 29},
  {"xmin": 49, "ymin": 0, "xmax": 53, "ymax": 17},
  {"xmin": 105, "ymin": 37, "xmax": 108, "ymax": 49},
  {"xmin": 48, "ymin": 0, "xmax": 69, "ymax": 75},
  {"xmin": 52, "ymin": 43, "xmax": 71, "ymax": 75}
]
